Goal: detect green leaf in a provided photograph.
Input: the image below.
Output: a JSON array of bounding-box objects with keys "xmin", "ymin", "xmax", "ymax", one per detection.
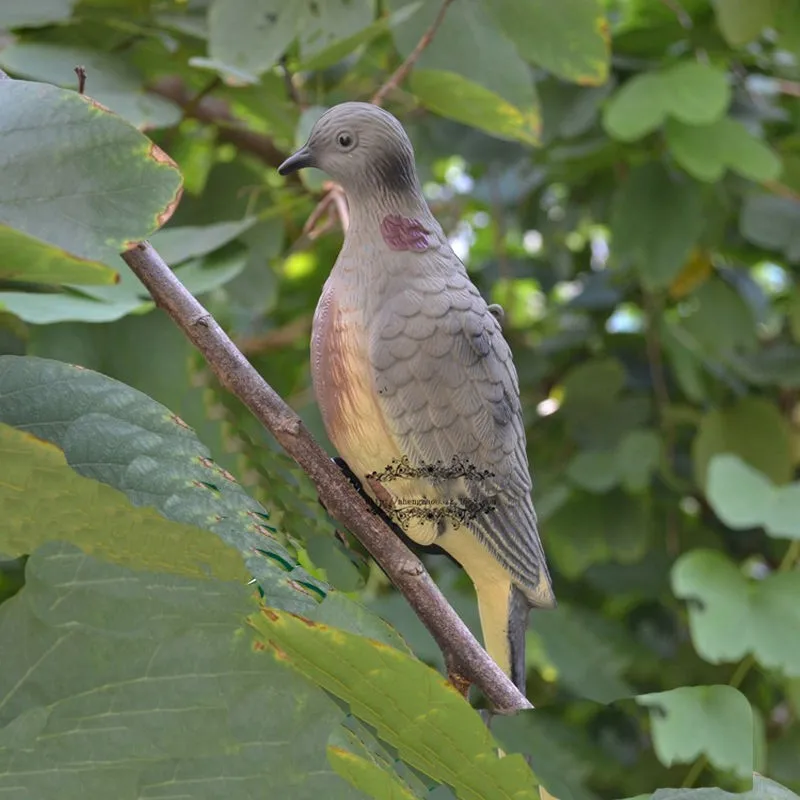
[
  {"xmin": 616, "ymin": 429, "xmax": 661, "ymax": 491},
  {"xmin": 482, "ymin": 0, "xmax": 609, "ymax": 85},
  {"xmin": 208, "ymin": 0, "xmax": 375, "ymax": 80},
  {"xmin": 0, "ymin": 355, "xmax": 407, "ymax": 648},
  {"xmin": 545, "ymin": 491, "xmax": 651, "ymax": 578},
  {"xmin": 0, "ymin": 355, "xmax": 326, "ymax": 615},
  {"xmin": 707, "ymin": 454, "xmax": 800, "ymax": 539},
  {"xmin": 567, "ymin": 450, "xmax": 619, "ymax": 492},
  {"xmin": 409, "ymin": 70, "xmax": 541, "ymax": 145},
  {"xmin": 0, "ymin": 226, "xmax": 118, "ymax": 286},
  {"xmin": 0, "ymin": 0, "xmax": 75, "ymax": 28},
  {"xmin": 567, "ymin": 430, "xmax": 661, "ymax": 493},
  {"xmin": 150, "ymin": 218, "xmax": 258, "ymax": 266},
  {"xmin": 0, "ymin": 423, "xmax": 249, "ymax": 582},
  {"xmin": 0, "ymin": 80, "xmax": 183, "ymax": 266},
  {"xmin": 297, "ymin": 3, "xmax": 423, "ymax": 71},
  {"xmin": 672, "ymin": 549, "xmax": 800, "ymax": 675},
  {"xmin": 491, "ymin": 711, "xmax": 597, "ymax": 800},
  {"xmin": 387, "ymin": 0, "xmax": 538, "ymax": 114},
  {"xmin": 666, "ymin": 117, "xmax": 782, "ymax": 183},
  {"xmin": 0, "ymin": 44, "xmax": 181, "ymax": 129},
  {"xmin": 677, "ymin": 277, "xmax": 758, "ymax": 358},
  {"xmin": 740, "ymin": 194, "xmax": 800, "ymax": 263},
  {"xmin": 530, "ymin": 604, "xmax": 634, "ymax": 702},
  {"xmin": 328, "ymin": 746, "xmax": 423, "ymax": 800},
  {"xmin": 712, "ymin": 0, "xmax": 777, "ymax": 45},
  {"xmin": 251, "ymin": 609, "xmax": 540, "ymax": 800},
  {"xmin": 636, "ymin": 685, "xmax": 753, "ymax": 777},
  {"xmin": 611, "ymin": 162, "xmax": 705, "ymax": 289},
  {"xmin": 0, "ymin": 543, "xmax": 362, "ymax": 800},
  {"xmin": 654, "ymin": 776, "xmax": 799, "ymax": 800},
  {"xmin": 0, "ymin": 292, "xmax": 148, "ymax": 324},
  {"xmin": 603, "ymin": 61, "xmax": 730, "ymax": 142},
  {"xmin": 692, "ymin": 396, "xmax": 794, "ymax": 488}
]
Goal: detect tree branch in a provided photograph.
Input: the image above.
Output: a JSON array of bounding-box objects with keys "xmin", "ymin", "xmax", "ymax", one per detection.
[
  {"xmin": 149, "ymin": 76, "xmax": 287, "ymax": 168},
  {"xmin": 121, "ymin": 240, "xmax": 531, "ymax": 715},
  {"xmin": 371, "ymin": 0, "xmax": 456, "ymax": 107}
]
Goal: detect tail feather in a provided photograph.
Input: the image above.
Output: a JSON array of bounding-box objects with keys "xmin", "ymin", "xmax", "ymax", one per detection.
[{"xmin": 508, "ymin": 584, "xmax": 532, "ymax": 693}]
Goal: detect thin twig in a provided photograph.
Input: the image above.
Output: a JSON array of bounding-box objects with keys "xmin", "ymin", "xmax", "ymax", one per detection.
[
  {"xmin": 371, "ymin": 0, "xmax": 457, "ymax": 107},
  {"xmin": 658, "ymin": 0, "xmax": 693, "ymax": 29},
  {"xmin": 280, "ymin": 54, "xmax": 305, "ymax": 108},
  {"xmin": 121, "ymin": 240, "xmax": 532, "ymax": 715},
  {"xmin": 299, "ymin": 0, "xmax": 456, "ymax": 242},
  {"xmin": 74, "ymin": 66, "xmax": 87, "ymax": 95},
  {"xmin": 642, "ymin": 290, "xmax": 681, "ymax": 555},
  {"xmin": 149, "ymin": 77, "xmax": 287, "ymax": 169},
  {"xmin": 236, "ymin": 313, "xmax": 313, "ymax": 355}
]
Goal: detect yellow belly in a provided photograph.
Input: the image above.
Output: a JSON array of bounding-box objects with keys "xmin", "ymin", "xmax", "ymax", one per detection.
[{"xmin": 310, "ymin": 281, "xmax": 442, "ymax": 545}]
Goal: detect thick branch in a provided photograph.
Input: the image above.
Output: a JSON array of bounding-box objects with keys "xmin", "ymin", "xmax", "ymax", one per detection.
[{"xmin": 121, "ymin": 241, "xmax": 531, "ymax": 714}]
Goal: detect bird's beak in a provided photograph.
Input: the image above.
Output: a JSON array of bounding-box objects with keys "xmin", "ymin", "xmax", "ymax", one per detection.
[{"xmin": 278, "ymin": 146, "xmax": 315, "ymax": 176}]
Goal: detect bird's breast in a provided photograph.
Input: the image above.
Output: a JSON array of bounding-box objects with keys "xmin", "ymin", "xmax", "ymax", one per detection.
[{"xmin": 311, "ymin": 278, "xmax": 403, "ymax": 477}]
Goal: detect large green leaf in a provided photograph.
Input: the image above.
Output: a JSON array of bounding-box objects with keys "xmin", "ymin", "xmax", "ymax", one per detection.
[
  {"xmin": 712, "ymin": 0, "xmax": 776, "ymax": 45},
  {"xmin": 0, "ymin": 355, "xmax": 407, "ymax": 648},
  {"xmin": 603, "ymin": 61, "xmax": 730, "ymax": 142},
  {"xmin": 707, "ymin": 454, "xmax": 800, "ymax": 539},
  {"xmin": 409, "ymin": 70, "xmax": 540, "ymax": 145},
  {"xmin": 482, "ymin": 0, "xmax": 609, "ymax": 85},
  {"xmin": 252, "ymin": 609, "xmax": 539, "ymax": 800},
  {"xmin": 611, "ymin": 162, "xmax": 705, "ymax": 289},
  {"xmin": 666, "ymin": 117, "xmax": 782, "ymax": 183},
  {"xmin": 636, "ymin": 686, "xmax": 753, "ymax": 777},
  {"xmin": 672, "ymin": 549, "xmax": 800, "ymax": 675},
  {"xmin": 0, "ymin": 543, "xmax": 363, "ymax": 800},
  {"xmin": 0, "ymin": 355, "xmax": 324, "ymax": 614},
  {"xmin": 0, "ymin": 226, "xmax": 118, "ymax": 286},
  {"xmin": 0, "ymin": 423, "xmax": 248, "ymax": 582},
  {"xmin": 0, "ymin": 79, "xmax": 182, "ymax": 267}
]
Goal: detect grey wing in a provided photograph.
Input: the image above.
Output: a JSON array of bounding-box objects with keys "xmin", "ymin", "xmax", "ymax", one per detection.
[{"xmin": 369, "ymin": 274, "xmax": 554, "ymax": 607}]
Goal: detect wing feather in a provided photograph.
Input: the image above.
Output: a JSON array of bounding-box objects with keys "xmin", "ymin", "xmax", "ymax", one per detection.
[{"xmin": 369, "ymin": 272, "xmax": 554, "ymax": 606}]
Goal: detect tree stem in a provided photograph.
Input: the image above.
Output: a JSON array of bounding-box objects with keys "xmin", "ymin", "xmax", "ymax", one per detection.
[{"xmin": 121, "ymin": 240, "xmax": 531, "ymax": 715}]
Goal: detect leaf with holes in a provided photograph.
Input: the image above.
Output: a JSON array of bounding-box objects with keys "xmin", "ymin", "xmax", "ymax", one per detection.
[
  {"xmin": 707, "ymin": 454, "xmax": 800, "ymax": 539},
  {"xmin": 252, "ymin": 608, "xmax": 540, "ymax": 799}
]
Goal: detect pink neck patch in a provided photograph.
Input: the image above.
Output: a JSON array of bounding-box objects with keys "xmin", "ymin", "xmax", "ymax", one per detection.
[{"xmin": 380, "ymin": 214, "xmax": 431, "ymax": 252}]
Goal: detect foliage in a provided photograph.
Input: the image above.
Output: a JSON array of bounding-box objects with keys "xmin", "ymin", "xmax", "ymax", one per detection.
[{"xmin": 1, "ymin": 0, "xmax": 799, "ymax": 798}]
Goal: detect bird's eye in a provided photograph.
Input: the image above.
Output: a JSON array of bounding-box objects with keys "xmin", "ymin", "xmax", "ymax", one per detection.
[{"xmin": 336, "ymin": 131, "xmax": 355, "ymax": 150}]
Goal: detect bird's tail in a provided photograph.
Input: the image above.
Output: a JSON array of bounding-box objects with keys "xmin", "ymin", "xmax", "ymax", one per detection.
[{"xmin": 474, "ymin": 578, "xmax": 532, "ymax": 694}]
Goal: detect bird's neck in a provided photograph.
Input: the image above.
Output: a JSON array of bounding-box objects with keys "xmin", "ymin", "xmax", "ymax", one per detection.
[{"xmin": 345, "ymin": 188, "xmax": 437, "ymax": 240}]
